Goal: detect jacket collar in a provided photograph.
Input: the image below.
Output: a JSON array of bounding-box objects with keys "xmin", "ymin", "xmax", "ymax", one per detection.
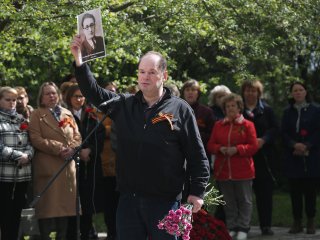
[
  {"xmin": 0, "ymin": 109, "xmax": 23, "ymax": 123},
  {"xmin": 222, "ymin": 114, "xmax": 245, "ymax": 125},
  {"xmin": 135, "ymin": 87, "xmax": 172, "ymax": 105},
  {"xmin": 244, "ymin": 99, "xmax": 265, "ymax": 118}
]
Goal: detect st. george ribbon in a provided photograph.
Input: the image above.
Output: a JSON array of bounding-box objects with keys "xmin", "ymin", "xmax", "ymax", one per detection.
[{"xmin": 98, "ymin": 95, "xmax": 121, "ymax": 112}]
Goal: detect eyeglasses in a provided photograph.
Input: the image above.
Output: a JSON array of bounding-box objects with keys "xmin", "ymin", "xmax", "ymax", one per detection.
[
  {"xmin": 72, "ymin": 95, "xmax": 84, "ymax": 99},
  {"xmin": 83, "ymin": 23, "xmax": 95, "ymax": 30}
]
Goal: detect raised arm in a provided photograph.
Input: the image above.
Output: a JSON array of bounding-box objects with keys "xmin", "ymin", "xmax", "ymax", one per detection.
[{"xmin": 70, "ymin": 35, "xmax": 118, "ymax": 108}]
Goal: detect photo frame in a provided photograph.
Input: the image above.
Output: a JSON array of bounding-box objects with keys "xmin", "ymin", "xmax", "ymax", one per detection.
[{"xmin": 77, "ymin": 8, "xmax": 106, "ymax": 63}]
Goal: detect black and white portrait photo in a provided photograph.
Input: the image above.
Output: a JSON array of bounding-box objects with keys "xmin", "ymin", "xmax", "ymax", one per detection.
[{"xmin": 77, "ymin": 8, "xmax": 106, "ymax": 63}]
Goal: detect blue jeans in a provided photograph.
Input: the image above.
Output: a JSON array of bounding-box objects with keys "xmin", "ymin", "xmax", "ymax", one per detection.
[{"xmin": 116, "ymin": 193, "xmax": 180, "ymax": 240}]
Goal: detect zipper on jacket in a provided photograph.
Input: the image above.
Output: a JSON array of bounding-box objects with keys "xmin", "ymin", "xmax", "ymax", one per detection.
[{"xmin": 227, "ymin": 123, "xmax": 233, "ymax": 179}]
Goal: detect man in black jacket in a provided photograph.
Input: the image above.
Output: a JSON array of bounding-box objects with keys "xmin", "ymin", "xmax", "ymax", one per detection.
[{"xmin": 71, "ymin": 35, "xmax": 210, "ymax": 240}]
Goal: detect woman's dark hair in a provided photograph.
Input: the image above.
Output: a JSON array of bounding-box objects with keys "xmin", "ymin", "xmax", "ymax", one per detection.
[
  {"xmin": 81, "ymin": 13, "xmax": 95, "ymax": 27},
  {"xmin": 288, "ymin": 81, "xmax": 311, "ymax": 104},
  {"xmin": 65, "ymin": 84, "xmax": 85, "ymax": 110},
  {"xmin": 181, "ymin": 79, "xmax": 201, "ymax": 101}
]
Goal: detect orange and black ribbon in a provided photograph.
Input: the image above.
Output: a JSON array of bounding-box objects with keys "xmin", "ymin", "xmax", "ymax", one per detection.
[{"xmin": 152, "ymin": 112, "xmax": 174, "ymax": 130}]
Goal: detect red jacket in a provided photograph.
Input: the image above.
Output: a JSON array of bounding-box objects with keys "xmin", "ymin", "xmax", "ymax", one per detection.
[{"xmin": 207, "ymin": 115, "xmax": 258, "ymax": 180}]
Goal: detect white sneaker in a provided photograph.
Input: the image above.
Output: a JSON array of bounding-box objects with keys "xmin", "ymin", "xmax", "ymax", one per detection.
[
  {"xmin": 236, "ymin": 231, "xmax": 247, "ymax": 240},
  {"xmin": 229, "ymin": 231, "xmax": 236, "ymax": 238}
]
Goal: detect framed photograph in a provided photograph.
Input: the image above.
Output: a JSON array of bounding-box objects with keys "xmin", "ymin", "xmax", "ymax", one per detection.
[{"xmin": 77, "ymin": 8, "xmax": 106, "ymax": 63}]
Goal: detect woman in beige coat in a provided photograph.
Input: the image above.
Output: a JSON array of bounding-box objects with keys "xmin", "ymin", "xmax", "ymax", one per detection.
[{"xmin": 29, "ymin": 82, "xmax": 82, "ymax": 240}]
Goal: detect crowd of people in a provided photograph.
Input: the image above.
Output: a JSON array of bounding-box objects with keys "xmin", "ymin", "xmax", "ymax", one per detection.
[{"xmin": 0, "ymin": 45, "xmax": 320, "ymax": 240}]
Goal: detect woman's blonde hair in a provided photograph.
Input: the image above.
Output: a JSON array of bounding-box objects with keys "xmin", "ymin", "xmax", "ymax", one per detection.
[
  {"xmin": 0, "ymin": 86, "xmax": 18, "ymax": 99},
  {"xmin": 208, "ymin": 85, "xmax": 231, "ymax": 107}
]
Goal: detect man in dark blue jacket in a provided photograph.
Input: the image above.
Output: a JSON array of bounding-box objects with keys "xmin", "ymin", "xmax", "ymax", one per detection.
[{"xmin": 70, "ymin": 35, "xmax": 210, "ymax": 240}]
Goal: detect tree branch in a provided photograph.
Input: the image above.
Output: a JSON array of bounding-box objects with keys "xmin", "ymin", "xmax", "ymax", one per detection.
[
  {"xmin": 201, "ymin": 0, "xmax": 222, "ymax": 28},
  {"xmin": 109, "ymin": 1, "xmax": 137, "ymax": 12}
]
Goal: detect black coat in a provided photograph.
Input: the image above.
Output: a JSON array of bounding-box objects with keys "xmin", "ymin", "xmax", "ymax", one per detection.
[
  {"xmin": 281, "ymin": 102, "xmax": 320, "ymax": 178},
  {"xmin": 243, "ymin": 100, "xmax": 278, "ymax": 179},
  {"xmin": 74, "ymin": 109, "xmax": 106, "ymax": 213},
  {"xmin": 75, "ymin": 64, "xmax": 210, "ymax": 201}
]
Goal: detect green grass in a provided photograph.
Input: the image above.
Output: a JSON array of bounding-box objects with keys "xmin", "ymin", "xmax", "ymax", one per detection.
[
  {"xmin": 251, "ymin": 191, "xmax": 320, "ymax": 227},
  {"xmin": 251, "ymin": 191, "xmax": 292, "ymax": 227}
]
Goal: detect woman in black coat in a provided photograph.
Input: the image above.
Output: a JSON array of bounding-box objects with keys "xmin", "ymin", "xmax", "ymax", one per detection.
[
  {"xmin": 241, "ymin": 80, "xmax": 278, "ymax": 236},
  {"xmin": 281, "ymin": 82, "xmax": 320, "ymax": 234},
  {"xmin": 65, "ymin": 84, "xmax": 106, "ymax": 240}
]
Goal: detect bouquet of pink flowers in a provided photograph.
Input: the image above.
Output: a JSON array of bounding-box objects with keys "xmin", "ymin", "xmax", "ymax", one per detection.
[
  {"xmin": 157, "ymin": 204, "xmax": 193, "ymax": 240},
  {"xmin": 157, "ymin": 184, "xmax": 225, "ymax": 239}
]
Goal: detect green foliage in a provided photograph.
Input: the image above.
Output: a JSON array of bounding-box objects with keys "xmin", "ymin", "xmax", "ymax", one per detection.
[{"xmin": 1, "ymin": 0, "xmax": 320, "ymax": 111}]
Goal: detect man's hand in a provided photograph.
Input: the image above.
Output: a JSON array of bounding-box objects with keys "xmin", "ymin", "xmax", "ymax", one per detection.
[
  {"xmin": 187, "ymin": 195, "xmax": 203, "ymax": 213},
  {"xmin": 70, "ymin": 34, "xmax": 85, "ymax": 67}
]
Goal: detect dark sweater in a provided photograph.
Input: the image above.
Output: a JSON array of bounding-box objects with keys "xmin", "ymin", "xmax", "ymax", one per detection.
[{"xmin": 75, "ymin": 64, "xmax": 210, "ymax": 200}]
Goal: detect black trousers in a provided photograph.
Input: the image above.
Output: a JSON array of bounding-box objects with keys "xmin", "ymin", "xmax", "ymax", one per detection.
[
  {"xmin": 253, "ymin": 178, "xmax": 274, "ymax": 228},
  {"xmin": 0, "ymin": 181, "xmax": 28, "ymax": 240},
  {"xmin": 38, "ymin": 217, "xmax": 68, "ymax": 240},
  {"xmin": 66, "ymin": 214, "xmax": 92, "ymax": 240},
  {"xmin": 289, "ymin": 178, "xmax": 318, "ymax": 219},
  {"xmin": 103, "ymin": 176, "xmax": 119, "ymax": 237},
  {"xmin": 214, "ymin": 181, "xmax": 226, "ymax": 223}
]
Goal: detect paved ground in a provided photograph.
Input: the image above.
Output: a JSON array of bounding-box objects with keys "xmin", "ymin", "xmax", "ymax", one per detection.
[
  {"xmin": 97, "ymin": 226, "xmax": 320, "ymax": 240},
  {"xmin": 248, "ymin": 226, "xmax": 320, "ymax": 239}
]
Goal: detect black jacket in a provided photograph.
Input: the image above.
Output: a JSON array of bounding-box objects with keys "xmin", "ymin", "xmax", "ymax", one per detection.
[
  {"xmin": 243, "ymin": 99, "xmax": 278, "ymax": 179},
  {"xmin": 75, "ymin": 64, "xmax": 209, "ymax": 200},
  {"xmin": 73, "ymin": 108, "xmax": 106, "ymax": 213}
]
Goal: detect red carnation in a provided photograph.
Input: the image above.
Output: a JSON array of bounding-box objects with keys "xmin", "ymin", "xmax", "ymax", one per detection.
[
  {"xmin": 300, "ymin": 129, "xmax": 308, "ymax": 137},
  {"xmin": 20, "ymin": 122, "xmax": 28, "ymax": 131},
  {"xmin": 58, "ymin": 118, "xmax": 67, "ymax": 127},
  {"xmin": 85, "ymin": 107, "xmax": 94, "ymax": 113},
  {"xmin": 190, "ymin": 209, "xmax": 231, "ymax": 240}
]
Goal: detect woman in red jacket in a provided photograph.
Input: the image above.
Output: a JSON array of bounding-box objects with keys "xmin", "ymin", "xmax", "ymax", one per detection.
[{"xmin": 207, "ymin": 93, "xmax": 258, "ymax": 240}]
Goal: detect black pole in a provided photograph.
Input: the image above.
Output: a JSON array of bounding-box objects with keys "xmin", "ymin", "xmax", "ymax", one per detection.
[
  {"xmin": 29, "ymin": 110, "xmax": 110, "ymax": 240},
  {"xmin": 75, "ymin": 156, "xmax": 81, "ymax": 240}
]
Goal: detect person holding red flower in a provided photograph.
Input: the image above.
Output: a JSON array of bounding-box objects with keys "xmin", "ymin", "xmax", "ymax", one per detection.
[
  {"xmin": 0, "ymin": 87, "xmax": 34, "ymax": 240},
  {"xmin": 281, "ymin": 82, "xmax": 320, "ymax": 234},
  {"xmin": 64, "ymin": 84, "xmax": 107, "ymax": 240},
  {"xmin": 207, "ymin": 93, "xmax": 258, "ymax": 240}
]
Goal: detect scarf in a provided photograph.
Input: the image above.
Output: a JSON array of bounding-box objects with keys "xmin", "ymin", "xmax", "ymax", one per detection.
[
  {"xmin": 293, "ymin": 101, "xmax": 309, "ymax": 133},
  {"xmin": 49, "ymin": 105, "xmax": 62, "ymax": 122}
]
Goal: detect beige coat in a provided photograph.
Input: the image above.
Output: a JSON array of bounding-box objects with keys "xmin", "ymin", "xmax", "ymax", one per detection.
[{"xmin": 29, "ymin": 107, "xmax": 82, "ymax": 219}]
